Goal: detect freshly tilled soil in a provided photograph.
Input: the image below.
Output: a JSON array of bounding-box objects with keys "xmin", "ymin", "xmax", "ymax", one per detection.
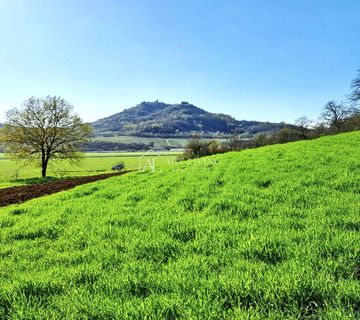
[{"xmin": 0, "ymin": 171, "xmax": 129, "ymax": 207}]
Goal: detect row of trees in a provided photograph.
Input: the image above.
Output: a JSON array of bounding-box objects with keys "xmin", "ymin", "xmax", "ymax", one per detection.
[
  {"xmin": 182, "ymin": 69, "xmax": 360, "ymax": 159},
  {"xmin": 84, "ymin": 141, "xmax": 153, "ymax": 152},
  {"xmin": 280, "ymin": 68, "xmax": 360, "ymax": 138}
]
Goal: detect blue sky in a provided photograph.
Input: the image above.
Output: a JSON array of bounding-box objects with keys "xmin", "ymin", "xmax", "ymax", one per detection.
[{"xmin": 0, "ymin": 0, "xmax": 359, "ymax": 123}]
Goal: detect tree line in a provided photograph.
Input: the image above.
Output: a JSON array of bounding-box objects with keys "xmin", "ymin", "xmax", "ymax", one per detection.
[{"xmin": 182, "ymin": 68, "xmax": 360, "ymax": 160}]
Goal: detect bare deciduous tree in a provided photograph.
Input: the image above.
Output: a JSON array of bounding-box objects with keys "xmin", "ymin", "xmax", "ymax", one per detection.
[
  {"xmin": 350, "ymin": 69, "xmax": 360, "ymax": 105},
  {"xmin": 321, "ymin": 101, "xmax": 352, "ymax": 132},
  {"xmin": 295, "ymin": 116, "xmax": 312, "ymax": 139},
  {"xmin": 0, "ymin": 96, "xmax": 92, "ymax": 177}
]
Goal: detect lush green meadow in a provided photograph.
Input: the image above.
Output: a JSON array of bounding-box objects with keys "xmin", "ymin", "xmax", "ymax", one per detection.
[
  {"xmin": 0, "ymin": 132, "xmax": 360, "ymax": 319},
  {"xmin": 0, "ymin": 151, "xmax": 180, "ymax": 189}
]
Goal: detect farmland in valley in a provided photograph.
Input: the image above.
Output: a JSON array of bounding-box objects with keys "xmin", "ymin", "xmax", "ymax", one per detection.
[
  {"xmin": 92, "ymin": 135, "xmax": 190, "ymax": 148},
  {"xmin": 0, "ymin": 152, "xmax": 180, "ymax": 189},
  {"xmin": 0, "ymin": 132, "xmax": 359, "ymax": 319}
]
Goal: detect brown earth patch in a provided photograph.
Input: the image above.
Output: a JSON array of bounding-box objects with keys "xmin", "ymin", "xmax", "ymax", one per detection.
[{"xmin": 0, "ymin": 171, "xmax": 130, "ymax": 207}]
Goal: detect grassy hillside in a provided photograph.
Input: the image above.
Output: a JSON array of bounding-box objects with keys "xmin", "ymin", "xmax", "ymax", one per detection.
[{"xmin": 0, "ymin": 132, "xmax": 359, "ymax": 319}]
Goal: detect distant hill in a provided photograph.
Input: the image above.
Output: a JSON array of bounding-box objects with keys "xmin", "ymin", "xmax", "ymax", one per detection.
[{"xmin": 92, "ymin": 101, "xmax": 286, "ymax": 137}]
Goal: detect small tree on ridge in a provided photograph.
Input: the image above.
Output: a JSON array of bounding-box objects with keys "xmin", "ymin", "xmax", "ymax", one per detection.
[
  {"xmin": 321, "ymin": 100, "xmax": 352, "ymax": 132},
  {"xmin": 295, "ymin": 116, "xmax": 312, "ymax": 139}
]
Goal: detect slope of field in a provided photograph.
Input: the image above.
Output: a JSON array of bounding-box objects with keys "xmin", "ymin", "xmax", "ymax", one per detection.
[{"xmin": 0, "ymin": 132, "xmax": 359, "ymax": 319}]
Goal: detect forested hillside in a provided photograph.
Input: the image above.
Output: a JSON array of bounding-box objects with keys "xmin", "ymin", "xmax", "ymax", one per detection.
[{"xmin": 91, "ymin": 101, "xmax": 286, "ymax": 137}]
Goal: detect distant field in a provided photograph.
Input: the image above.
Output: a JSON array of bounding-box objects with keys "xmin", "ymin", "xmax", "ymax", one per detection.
[
  {"xmin": 92, "ymin": 135, "xmax": 230, "ymax": 148},
  {"xmin": 92, "ymin": 135, "xmax": 190, "ymax": 148},
  {"xmin": 0, "ymin": 151, "xmax": 180, "ymax": 189},
  {"xmin": 0, "ymin": 132, "xmax": 359, "ymax": 318}
]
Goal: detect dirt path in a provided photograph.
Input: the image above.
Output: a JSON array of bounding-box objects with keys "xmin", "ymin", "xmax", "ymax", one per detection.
[{"xmin": 0, "ymin": 171, "xmax": 130, "ymax": 207}]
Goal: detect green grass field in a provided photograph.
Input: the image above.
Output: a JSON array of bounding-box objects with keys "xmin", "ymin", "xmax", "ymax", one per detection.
[
  {"xmin": 0, "ymin": 151, "xmax": 180, "ymax": 189},
  {"xmin": 0, "ymin": 132, "xmax": 359, "ymax": 319}
]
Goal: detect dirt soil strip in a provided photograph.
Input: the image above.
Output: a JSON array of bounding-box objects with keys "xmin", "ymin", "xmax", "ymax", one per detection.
[{"xmin": 0, "ymin": 171, "xmax": 130, "ymax": 207}]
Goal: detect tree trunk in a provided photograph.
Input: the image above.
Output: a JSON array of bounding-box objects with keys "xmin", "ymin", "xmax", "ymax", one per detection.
[
  {"xmin": 42, "ymin": 163, "xmax": 47, "ymax": 178},
  {"xmin": 41, "ymin": 156, "xmax": 49, "ymax": 178}
]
